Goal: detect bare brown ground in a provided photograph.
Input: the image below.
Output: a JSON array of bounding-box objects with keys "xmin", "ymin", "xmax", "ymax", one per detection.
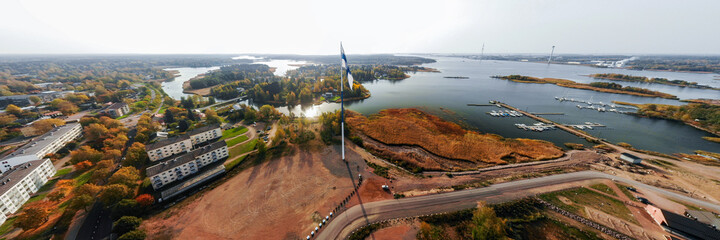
[
  {"xmin": 367, "ymin": 223, "xmax": 417, "ymax": 240},
  {"xmin": 142, "ymin": 143, "xmax": 369, "ymax": 240},
  {"xmin": 346, "ymin": 109, "xmax": 564, "ymax": 171}
]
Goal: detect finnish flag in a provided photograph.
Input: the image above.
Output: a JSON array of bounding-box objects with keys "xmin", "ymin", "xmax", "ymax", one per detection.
[{"xmin": 341, "ymin": 44, "xmax": 354, "ymax": 90}]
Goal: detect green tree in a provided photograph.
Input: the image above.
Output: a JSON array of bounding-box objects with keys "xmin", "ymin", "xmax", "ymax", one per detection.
[
  {"xmin": 99, "ymin": 184, "xmax": 133, "ymax": 206},
  {"xmin": 113, "ymin": 199, "xmax": 140, "ymax": 218},
  {"xmin": 123, "ymin": 142, "xmax": 149, "ymax": 168},
  {"xmin": 5, "ymin": 104, "xmax": 22, "ymax": 117},
  {"xmin": 118, "ymin": 230, "xmax": 146, "ymax": 240},
  {"xmin": 114, "ymin": 216, "xmax": 142, "ymax": 235},
  {"xmin": 29, "ymin": 96, "xmax": 42, "ymax": 105},
  {"xmin": 109, "ymin": 167, "xmax": 141, "ymax": 188},
  {"xmin": 69, "ymin": 194, "xmax": 94, "ymax": 211}
]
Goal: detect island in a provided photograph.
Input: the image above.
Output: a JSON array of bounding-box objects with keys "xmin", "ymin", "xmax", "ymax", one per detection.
[
  {"xmin": 493, "ymin": 75, "xmax": 679, "ymax": 99},
  {"xmin": 588, "ymin": 73, "xmax": 718, "ymax": 90},
  {"xmin": 346, "ymin": 108, "xmax": 564, "ymax": 171},
  {"xmin": 612, "ymin": 100, "xmax": 720, "ymax": 138}
]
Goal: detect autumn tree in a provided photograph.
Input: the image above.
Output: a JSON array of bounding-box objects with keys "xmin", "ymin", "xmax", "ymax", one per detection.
[
  {"xmin": 96, "ymin": 160, "xmax": 114, "ymax": 169},
  {"xmin": 109, "ymin": 167, "xmax": 141, "ymax": 188},
  {"xmin": 5, "ymin": 104, "xmax": 23, "ymax": 117},
  {"xmin": 123, "ymin": 142, "xmax": 148, "ymax": 168},
  {"xmin": 204, "ymin": 108, "xmax": 222, "ymax": 124},
  {"xmin": 84, "ymin": 123, "xmax": 110, "ymax": 142},
  {"xmin": 31, "ymin": 118, "xmax": 66, "ymax": 134},
  {"xmin": 29, "ymin": 96, "xmax": 42, "ymax": 105},
  {"xmin": 74, "ymin": 160, "xmax": 93, "ymax": 171},
  {"xmin": 99, "ymin": 184, "xmax": 133, "ymax": 206},
  {"xmin": 0, "ymin": 114, "xmax": 17, "ymax": 126},
  {"xmin": 48, "ymin": 190, "xmax": 66, "ymax": 202},
  {"xmin": 103, "ymin": 149, "xmax": 123, "ymax": 161},
  {"xmin": 69, "ymin": 194, "xmax": 94, "ymax": 211},
  {"xmin": 74, "ymin": 183, "xmax": 102, "ymax": 196},
  {"xmin": 51, "ymin": 98, "xmax": 79, "ymax": 115},
  {"xmin": 15, "ymin": 206, "xmax": 50, "ymax": 230},
  {"xmin": 104, "ymin": 133, "xmax": 128, "ymax": 150},
  {"xmin": 135, "ymin": 194, "xmax": 154, "ymax": 206},
  {"xmin": 470, "ymin": 201, "xmax": 508, "ymax": 240},
  {"xmin": 258, "ymin": 104, "xmax": 280, "ymax": 121},
  {"xmin": 70, "ymin": 145, "xmax": 103, "ymax": 164}
]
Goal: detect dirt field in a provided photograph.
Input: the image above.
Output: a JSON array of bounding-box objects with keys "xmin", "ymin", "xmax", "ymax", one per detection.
[
  {"xmin": 346, "ymin": 108, "xmax": 564, "ymax": 171},
  {"xmin": 142, "ymin": 143, "xmax": 370, "ymax": 240}
]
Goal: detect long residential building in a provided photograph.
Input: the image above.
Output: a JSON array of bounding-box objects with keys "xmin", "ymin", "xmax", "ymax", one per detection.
[
  {"xmin": 0, "ymin": 123, "xmax": 82, "ymax": 172},
  {"xmin": 0, "ymin": 159, "xmax": 56, "ymax": 225},
  {"xmin": 188, "ymin": 124, "xmax": 222, "ymax": 146},
  {"xmin": 145, "ymin": 124, "xmax": 222, "ymax": 162},
  {"xmin": 146, "ymin": 141, "xmax": 228, "ymax": 190}
]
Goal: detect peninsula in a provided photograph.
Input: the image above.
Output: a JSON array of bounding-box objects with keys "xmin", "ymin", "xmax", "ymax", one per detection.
[{"xmin": 494, "ymin": 75, "xmax": 679, "ymax": 99}]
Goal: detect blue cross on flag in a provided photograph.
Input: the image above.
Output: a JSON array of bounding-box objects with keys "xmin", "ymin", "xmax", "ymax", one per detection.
[{"xmin": 341, "ymin": 44, "xmax": 354, "ymax": 90}]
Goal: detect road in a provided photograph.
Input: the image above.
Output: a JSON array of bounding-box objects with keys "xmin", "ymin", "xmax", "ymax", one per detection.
[
  {"xmin": 194, "ymin": 96, "xmax": 245, "ymax": 111},
  {"xmin": 317, "ymin": 170, "xmax": 720, "ymax": 240}
]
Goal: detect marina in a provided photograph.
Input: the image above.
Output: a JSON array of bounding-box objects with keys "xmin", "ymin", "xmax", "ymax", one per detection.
[
  {"xmin": 515, "ymin": 122, "xmax": 556, "ymax": 131},
  {"xmin": 487, "ymin": 110, "xmax": 523, "ymax": 117}
]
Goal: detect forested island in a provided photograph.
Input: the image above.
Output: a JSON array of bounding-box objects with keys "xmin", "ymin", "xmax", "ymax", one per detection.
[
  {"xmin": 589, "ymin": 73, "xmax": 718, "ymax": 90},
  {"xmin": 494, "ymin": 75, "xmax": 678, "ymax": 99},
  {"xmin": 191, "ymin": 63, "xmax": 438, "ymax": 105},
  {"xmin": 613, "ymin": 101, "xmax": 720, "ymax": 137}
]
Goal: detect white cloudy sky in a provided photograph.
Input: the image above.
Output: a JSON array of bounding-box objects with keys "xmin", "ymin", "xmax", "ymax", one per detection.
[{"xmin": 1, "ymin": 0, "xmax": 719, "ymax": 55}]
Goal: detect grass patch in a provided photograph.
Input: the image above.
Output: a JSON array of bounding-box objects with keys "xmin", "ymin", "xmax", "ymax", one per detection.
[
  {"xmin": 646, "ymin": 158, "xmax": 676, "ymax": 169},
  {"xmin": 0, "ymin": 217, "xmax": 16, "ymax": 236},
  {"xmin": 616, "ymin": 183, "xmax": 639, "ymax": 201},
  {"xmin": 53, "ymin": 168, "xmax": 73, "ymax": 177},
  {"xmin": 229, "ymin": 139, "xmax": 258, "ymax": 159},
  {"xmin": 73, "ymin": 170, "xmax": 94, "ymax": 186},
  {"xmin": 224, "ymin": 155, "xmax": 247, "ymax": 170},
  {"xmin": 539, "ymin": 187, "xmax": 638, "ymax": 224},
  {"xmin": 348, "ymin": 222, "xmax": 387, "ymax": 240},
  {"xmin": 702, "ymin": 136, "xmax": 720, "ymax": 143},
  {"xmin": 116, "ymin": 113, "xmax": 131, "ymax": 120},
  {"xmin": 589, "ymin": 183, "xmax": 617, "ymax": 196},
  {"xmin": 221, "ymin": 126, "xmax": 248, "ymax": 140},
  {"xmin": 226, "ymin": 135, "xmax": 249, "ymax": 147},
  {"xmin": 37, "ymin": 179, "xmax": 58, "ymax": 193},
  {"xmin": 23, "ymin": 193, "xmax": 48, "ymax": 206},
  {"xmin": 365, "ymin": 160, "xmax": 389, "ymax": 178}
]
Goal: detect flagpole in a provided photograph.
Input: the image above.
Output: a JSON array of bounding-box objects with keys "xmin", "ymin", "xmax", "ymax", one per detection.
[{"xmin": 340, "ymin": 42, "xmax": 346, "ymax": 162}]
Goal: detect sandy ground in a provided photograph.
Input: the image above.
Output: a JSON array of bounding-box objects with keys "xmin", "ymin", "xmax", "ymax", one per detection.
[
  {"xmin": 367, "ymin": 221, "xmax": 417, "ymax": 240},
  {"xmin": 142, "ymin": 143, "xmax": 370, "ymax": 240}
]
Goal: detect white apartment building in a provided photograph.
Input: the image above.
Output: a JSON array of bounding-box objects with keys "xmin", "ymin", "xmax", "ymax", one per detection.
[
  {"xmin": 0, "ymin": 159, "xmax": 56, "ymax": 225},
  {"xmin": 188, "ymin": 124, "xmax": 222, "ymax": 146},
  {"xmin": 145, "ymin": 124, "xmax": 222, "ymax": 162},
  {"xmin": 146, "ymin": 141, "xmax": 228, "ymax": 190},
  {"xmin": 0, "ymin": 123, "xmax": 82, "ymax": 172},
  {"xmin": 145, "ymin": 136, "xmax": 193, "ymax": 162}
]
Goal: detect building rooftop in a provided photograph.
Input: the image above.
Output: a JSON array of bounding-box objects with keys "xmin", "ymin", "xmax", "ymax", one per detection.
[
  {"xmin": 146, "ymin": 140, "xmax": 227, "ymax": 176},
  {"xmin": 2, "ymin": 123, "xmax": 80, "ymax": 160},
  {"xmin": 621, "ymin": 153, "xmax": 641, "ymax": 160},
  {"xmin": 647, "ymin": 205, "xmax": 720, "ymax": 240},
  {"xmin": 187, "ymin": 124, "xmax": 221, "ymax": 136},
  {"xmin": 145, "ymin": 135, "xmax": 191, "ymax": 151},
  {"xmin": 107, "ymin": 102, "xmax": 127, "ymax": 110},
  {"xmin": 686, "ymin": 210, "xmax": 720, "ymax": 229},
  {"xmin": 0, "ymin": 160, "xmax": 46, "ymax": 195}
]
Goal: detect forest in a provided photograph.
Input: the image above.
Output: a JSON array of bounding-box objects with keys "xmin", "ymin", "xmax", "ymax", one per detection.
[
  {"xmin": 631, "ymin": 102, "xmax": 720, "ymax": 134},
  {"xmin": 188, "ymin": 64, "xmax": 276, "ymax": 89},
  {"xmin": 589, "ymin": 73, "xmax": 715, "ymax": 89}
]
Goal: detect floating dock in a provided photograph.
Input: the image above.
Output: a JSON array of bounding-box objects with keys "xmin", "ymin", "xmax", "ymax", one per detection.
[{"xmin": 530, "ymin": 112, "xmax": 565, "ymax": 115}]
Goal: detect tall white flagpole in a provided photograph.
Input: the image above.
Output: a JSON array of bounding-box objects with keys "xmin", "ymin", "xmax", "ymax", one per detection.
[{"xmin": 340, "ymin": 42, "xmax": 345, "ymax": 162}]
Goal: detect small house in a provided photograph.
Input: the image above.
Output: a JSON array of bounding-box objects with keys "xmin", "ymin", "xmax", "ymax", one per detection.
[{"xmin": 620, "ymin": 153, "xmax": 642, "ymax": 164}]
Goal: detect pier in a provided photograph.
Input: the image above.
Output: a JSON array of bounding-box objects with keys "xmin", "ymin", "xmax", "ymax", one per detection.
[
  {"xmin": 530, "ymin": 112, "xmax": 565, "ymax": 115},
  {"xmin": 467, "ymin": 103, "xmax": 500, "ymax": 107},
  {"xmin": 495, "ymin": 101, "xmax": 604, "ymax": 141}
]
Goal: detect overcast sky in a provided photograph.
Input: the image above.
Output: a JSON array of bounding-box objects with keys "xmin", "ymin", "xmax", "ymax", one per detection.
[{"xmin": 1, "ymin": 0, "xmax": 719, "ymax": 55}]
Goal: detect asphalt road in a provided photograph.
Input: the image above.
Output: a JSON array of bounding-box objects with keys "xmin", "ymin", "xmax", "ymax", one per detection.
[
  {"xmin": 316, "ymin": 170, "xmax": 720, "ymax": 240},
  {"xmin": 74, "ymin": 202, "xmax": 112, "ymax": 240}
]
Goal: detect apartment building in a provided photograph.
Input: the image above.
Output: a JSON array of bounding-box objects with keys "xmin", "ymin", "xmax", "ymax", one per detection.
[
  {"xmin": 104, "ymin": 102, "xmax": 130, "ymax": 118},
  {"xmin": 0, "ymin": 123, "xmax": 82, "ymax": 172},
  {"xmin": 0, "ymin": 159, "xmax": 56, "ymax": 225},
  {"xmin": 187, "ymin": 124, "xmax": 222, "ymax": 146},
  {"xmin": 145, "ymin": 124, "xmax": 222, "ymax": 162},
  {"xmin": 146, "ymin": 141, "xmax": 228, "ymax": 190},
  {"xmin": 145, "ymin": 136, "xmax": 193, "ymax": 162}
]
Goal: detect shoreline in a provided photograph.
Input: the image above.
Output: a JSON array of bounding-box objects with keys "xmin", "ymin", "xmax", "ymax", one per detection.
[
  {"xmin": 586, "ymin": 74, "xmax": 720, "ymax": 90},
  {"xmin": 612, "ymin": 101, "xmax": 720, "ymax": 137},
  {"xmin": 495, "ymin": 75, "xmax": 679, "ymax": 99}
]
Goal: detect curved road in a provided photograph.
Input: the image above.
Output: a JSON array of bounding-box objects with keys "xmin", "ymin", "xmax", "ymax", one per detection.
[{"xmin": 317, "ymin": 170, "xmax": 720, "ymax": 240}]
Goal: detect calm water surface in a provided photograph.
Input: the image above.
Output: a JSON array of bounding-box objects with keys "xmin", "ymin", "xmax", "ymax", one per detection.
[{"xmin": 166, "ymin": 57, "xmax": 720, "ymax": 154}]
